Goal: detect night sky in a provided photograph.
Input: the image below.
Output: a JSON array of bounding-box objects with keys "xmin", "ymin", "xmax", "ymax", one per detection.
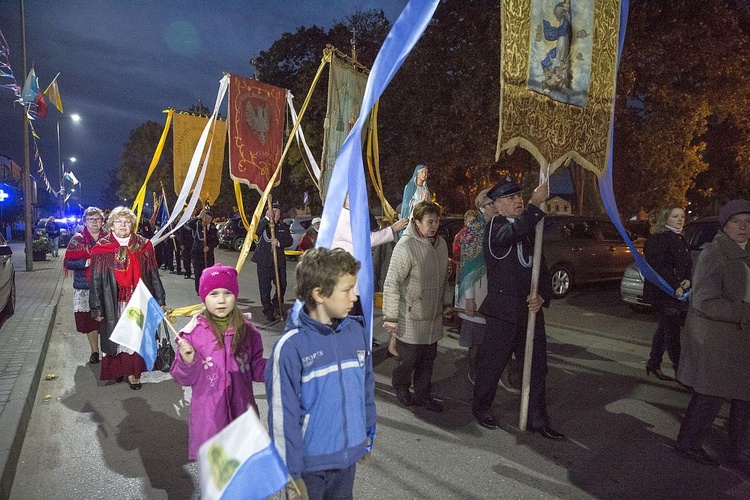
[{"xmin": 0, "ymin": 1, "xmax": 407, "ymax": 208}]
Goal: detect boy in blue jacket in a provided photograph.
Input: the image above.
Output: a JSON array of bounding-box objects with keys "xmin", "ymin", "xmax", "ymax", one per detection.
[{"xmin": 266, "ymin": 247, "xmax": 376, "ymax": 499}]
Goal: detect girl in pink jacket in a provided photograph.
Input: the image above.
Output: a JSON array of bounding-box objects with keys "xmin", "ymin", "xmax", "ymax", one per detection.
[{"xmin": 171, "ymin": 264, "xmax": 267, "ymax": 460}]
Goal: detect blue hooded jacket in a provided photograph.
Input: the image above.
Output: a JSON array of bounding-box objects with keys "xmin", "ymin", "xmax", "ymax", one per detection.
[{"xmin": 266, "ymin": 307, "xmax": 376, "ymax": 479}]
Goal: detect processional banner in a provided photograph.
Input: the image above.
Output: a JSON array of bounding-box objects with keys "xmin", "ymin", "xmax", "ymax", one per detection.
[
  {"xmin": 497, "ymin": 0, "xmax": 623, "ymax": 178},
  {"xmin": 173, "ymin": 113, "xmax": 226, "ymax": 202},
  {"xmin": 319, "ymin": 56, "xmax": 368, "ymax": 199},
  {"xmin": 228, "ymin": 75, "xmax": 285, "ymax": 194}
]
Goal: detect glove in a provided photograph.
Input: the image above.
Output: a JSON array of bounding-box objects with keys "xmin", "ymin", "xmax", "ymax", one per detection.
[{"xmin": 285, "ymin": 478, "xmax": 308, "ymax": 500}]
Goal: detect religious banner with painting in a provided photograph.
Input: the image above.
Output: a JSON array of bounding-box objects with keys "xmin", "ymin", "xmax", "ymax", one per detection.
[
  {"xmin": 319, "ymin": 56, "xmax": 368, "ymax": 199},
  {"xmin": 497, "ymin": 0, "xmax": 623, "ymax": 178},
  {"xmin": 172, "ymin": 112, "xmax": 226, "ymax": 202},
  {"xmin": 228, "ymin": 75, "xmax": 286, "ymax": 194}
]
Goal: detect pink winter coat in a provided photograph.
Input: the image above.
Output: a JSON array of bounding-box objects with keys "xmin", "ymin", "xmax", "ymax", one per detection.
[{"xmin": 171, "ymin": 314, "xmax": 267, "ymax": 460}]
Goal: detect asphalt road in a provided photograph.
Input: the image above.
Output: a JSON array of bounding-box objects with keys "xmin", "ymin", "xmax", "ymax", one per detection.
[{"xmin": 10, "ymin": 249, "xmax": 749, "ymax": 499}]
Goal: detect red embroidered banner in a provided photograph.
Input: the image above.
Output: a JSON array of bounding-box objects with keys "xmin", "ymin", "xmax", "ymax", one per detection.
[{"xmin": 228, "ymin": 75, "xmax": 285, "ymax": 194}]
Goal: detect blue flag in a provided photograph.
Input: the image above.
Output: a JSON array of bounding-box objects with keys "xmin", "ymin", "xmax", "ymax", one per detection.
[
  {"xmin": 199, "ymin": 407, "xmax": 289, "ymax": 500},
  {"xmin": 109, "ymin": 279, "xmax": 164, "ymax": 370}
]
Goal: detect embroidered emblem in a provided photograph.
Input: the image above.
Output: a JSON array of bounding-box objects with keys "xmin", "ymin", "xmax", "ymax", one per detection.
[
  {"xmin": 207, "ymin": 373, "xmax": 218, "ymax": 387},
  {"xmin": 236, "ymin": 353, "xmax": 250, "ymax": 373},
  {"xmin": 357, "ymin": 350, "xmax": 366, "ymax": 368},
  {"xmin": 202, "ymin": 356, "xmax": 214, "ymax": 370}
]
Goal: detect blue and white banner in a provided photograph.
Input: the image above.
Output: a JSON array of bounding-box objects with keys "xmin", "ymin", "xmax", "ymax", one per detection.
[
  {"xmin": 109, "ymin": 279, "xmax": 164, "ymax": 370},
  {"xmin": 198, "ymin": 407, "xmax": 288, "ymax": 500},
  {"xmin": 312, "ymin": 0, "xmax": 441, "ymax": 343}
]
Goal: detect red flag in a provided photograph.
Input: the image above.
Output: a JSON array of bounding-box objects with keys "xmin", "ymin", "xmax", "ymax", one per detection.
[
  {"xmin": 228, "ymin": 75, "xmax": 285, "ymax": 194},
  {"xmin": 35, "ymin": 89, "xmax": 48, "ymax": 119}
]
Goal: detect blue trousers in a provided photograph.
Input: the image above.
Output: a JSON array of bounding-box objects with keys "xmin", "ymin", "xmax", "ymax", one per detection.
[{"xmin": 302, "ymin": 464, "xmax": 356, "ymax": 500}]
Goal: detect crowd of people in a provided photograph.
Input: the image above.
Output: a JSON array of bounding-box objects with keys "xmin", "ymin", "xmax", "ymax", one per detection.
[{"xmin": 53, "ymin": 168, "xmax": 750, "ymax": 495}]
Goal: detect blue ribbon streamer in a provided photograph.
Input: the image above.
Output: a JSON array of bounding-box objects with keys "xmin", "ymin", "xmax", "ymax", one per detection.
[
  {"xmin": 597, "ymin": 0, "xmax": 685, "ymax": 300},
  {"xmin": 289, "ymin": 0, "xmax": 441, "ymax": 341}
]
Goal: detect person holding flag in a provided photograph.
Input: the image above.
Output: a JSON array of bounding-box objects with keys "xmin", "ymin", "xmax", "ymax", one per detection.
[
  {"xmin": 90, "ymin": 206, "xmax": 165, "ymax": 390},
  {"xmin": 171, "ymin": 264, "xmax": 267, "ymax": 461}
]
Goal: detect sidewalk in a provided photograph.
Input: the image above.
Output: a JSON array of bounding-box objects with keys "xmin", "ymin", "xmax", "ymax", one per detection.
[{"xmin": 0, "ymin": 244, "xmax": 65, "ymax": 500}]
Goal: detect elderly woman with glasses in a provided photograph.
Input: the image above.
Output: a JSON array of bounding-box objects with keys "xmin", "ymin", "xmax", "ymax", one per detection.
[
  {"xmin": 64, "ymin": 207, "xmax": 106, "ymax": 364},
  {"xmin": 89, "ymin": 206, "xmax": 166, "ymax": 390},
  {"xmin": 675, "ymin": 200, "xmax": 750, "ymax": 471}
]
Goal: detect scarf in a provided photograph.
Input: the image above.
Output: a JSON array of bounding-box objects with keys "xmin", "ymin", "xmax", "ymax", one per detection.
[
  {"xmin": 91, "ymin": 232, "xmax": 157, "ymax": 302},
  {"xmin": 457, "ymin": 213, "xmax": 488, "ymax": 299},
  {"xmin": 64, "ymin": 227, "xmax": 103, "ymax": 281}
]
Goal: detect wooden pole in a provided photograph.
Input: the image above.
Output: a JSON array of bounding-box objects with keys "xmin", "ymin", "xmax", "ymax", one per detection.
[
  {"xmin": 267, "ymin": 194, "xmax": 285, "ymax": 320},
  {"xmin": 518, "ymin": 166, "xmax": 549, "ymax": 432}
]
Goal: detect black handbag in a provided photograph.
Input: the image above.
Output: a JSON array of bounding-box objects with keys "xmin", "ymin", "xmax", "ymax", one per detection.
[{"xmin": 156, "ymin": 322, "xmax": 176, "ymax": 373}]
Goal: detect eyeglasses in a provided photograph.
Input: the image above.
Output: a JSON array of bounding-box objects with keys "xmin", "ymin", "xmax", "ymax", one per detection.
[
  {"xmin": 112, "ymin": 219, "xmax": 133, "ymax": 226},
  {"xmin": 86, "ymin": 217, "xmax": 102, "ymax": 223},
  {"xmin": 483, "ymin": 202, "xmax": 494, "ymax": 207}
]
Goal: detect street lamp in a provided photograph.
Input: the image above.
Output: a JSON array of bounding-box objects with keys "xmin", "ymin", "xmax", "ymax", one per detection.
[{"xmin": 56, "ymin": 113, "xmax": 81, "ymax": 217}]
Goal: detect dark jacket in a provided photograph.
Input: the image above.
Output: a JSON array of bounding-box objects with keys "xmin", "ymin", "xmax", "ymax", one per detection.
[
  {"xmin": 251, "ymin": 217, "xmax": 293, "ymax": 268},
  {"xmin": 642, "ymin": 230, "xmax": 692, "ymax": 305},
  {"xmin": 89, "ymin": 234, "xmax": 166, "ymax": 356},
  {"xmin": 46, "ymin": 221, "xmax": 60, "ymax": 238},
  {"xmin": 479, "ymin": 205, "xmax": 552, "ymax": 323},
  {"xmin": 186, "ymin": 217, "xmax": 218, "ymax": 257}
]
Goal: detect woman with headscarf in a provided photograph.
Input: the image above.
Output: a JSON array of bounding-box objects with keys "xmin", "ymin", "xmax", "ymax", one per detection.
[
  {"xmin": 675, "ymin": 199, "xmax": 750, "ymax": 471},
  {"xmin": 64, "ymin": 206, "xmax": 106, "ymax": 364},
  {"xmin": 400, "ymin": 165, "xmax": 431, "ymax": 223},
  {"xmin": 90, "ymin": 206, "xmax": 166, "ymax": 390}
]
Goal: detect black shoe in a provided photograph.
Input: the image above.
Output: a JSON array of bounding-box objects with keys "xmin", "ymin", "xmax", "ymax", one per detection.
[
  {"xmin": 395, "ymin": 389, "xmax": 414, "ymax": 407},
  {"xmin": 674, "ymin": 445, "xmax": 720, "ymax": 466},
  {"xmin": 265, "ymin": 314, "xmax": 278, "ymax": 323},
  {"xmin": 89, "ymin": 352, "xmax": 100, "ymax": 364},
  {"xmin": 417, "ymin": 397, "xmax": 443, "ymax": 413},
  {"xmin": 128, "ymin": 381, "xmax": 143, "ymax": 390},
  {"xmin": 528, "ymin": 426, "xmax": 566, "ymax": 440},
  {"xmin": 184, "ymin": 275, "xmax": 192, "ymax": 279},
  {"xmin": 475, "ymin": 413, "xmax": 499, "ymax": 430}
]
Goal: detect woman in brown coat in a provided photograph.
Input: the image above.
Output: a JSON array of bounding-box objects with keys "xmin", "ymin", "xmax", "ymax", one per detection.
[{"xmin": 675, "ymin": 200, "xmax": 750, "ymax": 471}]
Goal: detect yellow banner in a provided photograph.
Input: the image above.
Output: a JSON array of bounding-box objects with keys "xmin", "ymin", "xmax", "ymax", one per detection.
[
  {"xmin": 173, "ymin": 113, "xmax": 226, "ymax": 202},
  {"xmin": 497, "ymin": 0, "xmax": 622, "ymax": 178}
]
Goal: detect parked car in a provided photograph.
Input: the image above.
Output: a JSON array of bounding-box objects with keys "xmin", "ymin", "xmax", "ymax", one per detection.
[
  {"xmin": 218, "ymin": 218, "xmax": 250, "ymax": 252},
  {"xmin": 620, "ymin": 216, "xmax": 721, "ymax": 310},
  {"xmin": 543, "ymin": 215, "xmax": 644, "ymax": 299},
  {"xmin": 35, "ymin": 218, "xmax": 72, "ymax": 247},
  {"xmin": 0, "ymin": 233, "xmax": 15, "ymax": 317},
  {"xmin": 284, "ymin": 216, "xmax": 315, "ymax": 250}
]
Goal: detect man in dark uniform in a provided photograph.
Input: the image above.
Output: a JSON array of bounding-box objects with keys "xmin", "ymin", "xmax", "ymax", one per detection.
[
  {"xmin": 251, "ymin": 201, "xmax": 292, "ymax": 321},
  {"xmin": 179, "ymin": 217, "xmax": 194, "ymax": 279},
  {"xmin": 471, "ymin": 176, "xmax": 564, "ymax": 440},
  {"xmin": 186, "ymin": 207, "xmax": 218, "ymax": 294}
]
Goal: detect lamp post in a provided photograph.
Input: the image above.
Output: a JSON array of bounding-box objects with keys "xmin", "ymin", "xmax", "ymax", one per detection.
[{"xmin": 56, "ymin": 114, "xmax": 80, "ymax": 217}]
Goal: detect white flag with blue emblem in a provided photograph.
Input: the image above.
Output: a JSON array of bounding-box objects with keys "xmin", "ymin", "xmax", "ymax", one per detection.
[
  {"xmin": 199, "ymin": 406, "xmax": 289, "ymax": 500},
  {"xmin": 109, "ymin": 279, "xmax": 164, "ymax": 370}
]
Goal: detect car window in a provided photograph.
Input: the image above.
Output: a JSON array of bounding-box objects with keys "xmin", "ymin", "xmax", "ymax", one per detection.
[
  {"xmin": 299, "ymin": 220, "xmax": 312, "ymax": 231},
  {"xmin": 596, "ymin": 221, "xmax": 623, "ymax": 242},
  {"xmin": 565, "ymin": 221, "xmax": 594, "ymax": 240}
]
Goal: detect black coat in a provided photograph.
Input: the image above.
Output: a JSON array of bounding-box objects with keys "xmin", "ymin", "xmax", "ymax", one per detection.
[
  {"xmin": 89, "ymin": 234, "xmax": 166, "ymax": 356},
  {"xmin": 642, "ymin": 230, "xmax": 692, "ymax": 305},
  {"xmin": 251, "ymin": 217, "xmax": 293, "ymax": 268},
  {"xmin": 186, "ymin": 217, "xmax": 218, "ymax": 257},
  {"xmin": 479, "ymin": 204, "xmax": 552, "ymax": 323}
]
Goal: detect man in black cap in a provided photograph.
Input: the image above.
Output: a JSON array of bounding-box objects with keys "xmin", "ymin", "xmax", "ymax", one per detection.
[
  {"xmin": 186, "ymin": 206, "xmax": 218, "ymax": 294},
  {"xmin": 471, "ymin": 175, "xmax": 565, "ymax": 440},
  {"xmin": 252, "ymin": 201, "xmax": 293, "ymax": 321}
]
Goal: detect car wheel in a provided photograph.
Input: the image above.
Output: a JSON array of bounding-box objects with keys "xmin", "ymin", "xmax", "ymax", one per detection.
[
  {"xmin": 233, "ymin": 237, "xmax": 245, "ymax": 252},
  {"xmin": 551, "ymin": 266, "xmax": 573, "ymax": 299},
  {"xmin": 2, "ymin": 278, "xmax": 15, "ymax": 316}
]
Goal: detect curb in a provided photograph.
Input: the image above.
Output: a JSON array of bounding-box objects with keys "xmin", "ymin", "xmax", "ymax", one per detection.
[
  {"xmin": 546, "ymin": 320, "xmax": 652, "ymax": 348},
  {"xmin": 0, "ymin": 261, "xmax": 65, "ymax": 500}
]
